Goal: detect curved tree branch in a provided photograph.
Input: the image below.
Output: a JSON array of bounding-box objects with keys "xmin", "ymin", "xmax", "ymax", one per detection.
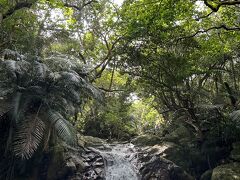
[
  {"xmin": 64, "ymin": 0, "xmax": 97, "ymax": 11},
  {"xmin": 204, "ymin": 0, "xmax": 240, "ymax": 12},
  {"xmin": 177, "ymin": 24, "xmax": 240, "ymax": 41}
]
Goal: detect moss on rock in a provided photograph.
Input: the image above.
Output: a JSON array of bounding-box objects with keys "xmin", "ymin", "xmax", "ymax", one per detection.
[
  {"xmin": 212, "ymin": 163, "xmax": 240, "ymax": 180},
  {"xmin": 131, "ymin": 134, "xmax": 162, "ymax": 146}
]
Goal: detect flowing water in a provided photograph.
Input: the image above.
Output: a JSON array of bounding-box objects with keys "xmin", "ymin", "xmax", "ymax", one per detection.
[{"xmin": 99, "ymin": 143, "xmax": 139, "ymax": 180}]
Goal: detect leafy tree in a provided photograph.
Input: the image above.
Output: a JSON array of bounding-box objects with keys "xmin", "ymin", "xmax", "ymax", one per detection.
[
  {"xmin": 129, "ymin": 97, "xmax": 164, "ymax": 135},
  {"xmin": 118, "ymin": 0, "xmax": 240, "ymax": 141}
]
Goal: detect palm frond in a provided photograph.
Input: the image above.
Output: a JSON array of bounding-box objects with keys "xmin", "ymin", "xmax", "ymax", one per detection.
[
  {"xmin": 0, "ymin": 87, "xmax": 14, "ymax": 97},
  {"xmin": 230, "ymin": 110, "xmax": 240, "ymax": 125},
  {"xmin": 13, "ymin": 115, "xmax": 45, "ymax": 159},
  {"xmin": 84, "ymin": 83, "xmax": 103, "ymax": 102},
  {"xmin": 60, "ymin": 71, "xmax": 81, "ymax": 84},
  {"xmin": 32, "ymin": 61, "xmax": 50, "ymax": 80},
  {"xmin": 2, "ymin": 49, "xmax": 23, "ymax": 61},
  {"xmin": 44, "ymin": 55, "xmax": 80, "ymax": 71},
  {"xmin": 46, "ymin": 111, "xmax": 76, "ymax": 146},
  {"xmin": 2, "ymin": 60, "xmax": 30, "ymax": 80}
]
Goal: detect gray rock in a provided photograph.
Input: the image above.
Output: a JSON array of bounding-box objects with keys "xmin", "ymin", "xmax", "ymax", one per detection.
[
  {"xmin": 66, "ymin": 161, "xmax": 77, "ymax": 172},
  {"xmin": 139, "ymin": 156, "xmax": 194, "ymax": 180},
  {"xmin": 211, "ymin": 162, "xmax": 240, "ymax": 180},
  {"xmin": 131, "ymin": 135, "xmax": 162, "ymax": 146},
  {"xmin": 200, "ymin": 170, "xmax": 212, "ymax": 180}
]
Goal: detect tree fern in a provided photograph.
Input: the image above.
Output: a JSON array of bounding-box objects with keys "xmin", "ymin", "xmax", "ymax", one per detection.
[
  {"xmin": 0, "ymin": 49, "xmax": 102, "ymax": 164},
  {"xmin": 230, "ymin": 110, "xmax": 240, "ymax": 128}
]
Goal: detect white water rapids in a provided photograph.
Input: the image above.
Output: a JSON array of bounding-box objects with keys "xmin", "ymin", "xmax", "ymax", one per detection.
[{"xmin": 98, "ymin": 143, "xmax": 139, "ymax": 180}]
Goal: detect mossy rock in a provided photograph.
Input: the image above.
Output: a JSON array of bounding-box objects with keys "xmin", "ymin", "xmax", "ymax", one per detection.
[
  {"xmin": 211, "ymin": 162, "xmax": 240, "ymax": 180},
  {"xmin": 131, "ymin": 134, "xmax": 162, "ymax": 146},
  {"xmin": 200, "ymin": 170, "xmax": 212, "ymax": 180},
  {"xmin": 163, "ymin": 125, "xmax": 192, "ymax": 143},
  {"xmin": 230, "ymin": 142, "xmax": 240, "ymax": 161},
  {"xmin": 79, "ymin": 135, "xmax": 106, "ymax": 147}
]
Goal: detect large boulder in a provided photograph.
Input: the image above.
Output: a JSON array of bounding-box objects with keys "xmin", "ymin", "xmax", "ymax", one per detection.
[
  {"xmin": 139, "ymin": 156, "xmax": 194, "ymax": 180},
  {"xmin": 131, "ymin": 134, "xmax": 162, "ymax": 146},
  {"xmin": 78, "ymin": 135, "xmax": 106, "ymax": 147},
  {"xmin": 163, "ymin": 125, "xmax": 192, "ymax": 144},
  {"xmin": 200, "ymin": 170, "xmax": 212, "ymax": 180},
  {"xmin": 211, "ymin": 162, "xmax": 240, "ymax": 180}
]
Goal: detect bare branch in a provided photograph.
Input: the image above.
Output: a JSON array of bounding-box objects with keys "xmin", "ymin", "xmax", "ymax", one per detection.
[
  {"xmin": 98, "ymin": 87, "xmax": 125, "ymax": 92},
  {"xmin": 64, "ymin": 0, "xmax": 97, "ymax": 11},
  {"xmin": 195, "ymin": 11, "xmax": 214, "ymax": 21},
  {"xmin": 91, "ymin": 37, "xmax": 122, "ymax": 80}
]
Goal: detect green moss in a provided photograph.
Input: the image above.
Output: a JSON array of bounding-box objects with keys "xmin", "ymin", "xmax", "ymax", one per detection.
[
  {"xmin": 131, "ymin": 134, "xmax": 162, "ymax": 146},
  {"xmin": 80, "ymin": 135, "xmax": 106, "ymax": 147},
  {"xmin": 212, "ymin": 163, "xmax": 240, "ymax": 180}
]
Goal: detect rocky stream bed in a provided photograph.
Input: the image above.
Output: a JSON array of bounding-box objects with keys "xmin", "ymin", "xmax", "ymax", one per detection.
[{"xmin": 48, "ymin": 133, "xmax": 240, "ymax": 180}]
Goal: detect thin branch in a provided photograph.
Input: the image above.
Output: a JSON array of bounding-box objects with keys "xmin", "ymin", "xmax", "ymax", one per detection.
[
  {"xmin": 78, "ymin": 51, "xmax": 86, "ymax": 64},
  {"xmin": 64, "ymin": 0, "xmax": 97, "ymax": 11},
  {"xmin": 177, "ymin": 24, "xmax": 240, "ymax": 41},
  {"xmin": 195, "ymin": 11, "xmax": 214, "ymax": 21},
  {"xmin": 98, "ymin": 87, "xmax": 125, "ymax": 92},
  {"xmin": 109, "ymin": 59, "xmax": 116, "ymax": 90},
  {"xmin": 91, "ymin": 37, "xmax": 122, "ymax": 80}
]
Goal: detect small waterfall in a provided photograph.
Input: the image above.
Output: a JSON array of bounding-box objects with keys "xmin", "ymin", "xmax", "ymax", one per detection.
[{"xmin": 99, "ymin": 143, "xmax": 139, "ymax": 180}]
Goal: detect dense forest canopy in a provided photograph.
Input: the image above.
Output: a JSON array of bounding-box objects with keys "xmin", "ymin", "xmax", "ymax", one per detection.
[{"xmin": 1, "ymin": 0, "xmax": 240, "ymax": 179}]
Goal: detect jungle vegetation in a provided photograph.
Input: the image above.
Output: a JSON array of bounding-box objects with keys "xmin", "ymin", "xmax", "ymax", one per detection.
[{"xmin": 1, "ymin": 0, "xmax": 240, "ymax": 179}]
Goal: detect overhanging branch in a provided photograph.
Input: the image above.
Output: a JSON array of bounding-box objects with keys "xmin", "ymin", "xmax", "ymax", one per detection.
[
  {"xmin": 177, "ymin": 24, "xmax": 240, "ymax": 41},
  {"xmin": 64, "ymin": 0, "xmax": 97, "ymax": 11},
  {"xmin": 204, "ymin": 0, "xmax": 240, "ymax": 12}
]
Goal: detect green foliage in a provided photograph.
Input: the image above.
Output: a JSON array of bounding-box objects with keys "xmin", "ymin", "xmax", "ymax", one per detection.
[
  {"xmin": 83, "ymin": 95, "xmax": 136, "ymax": 140},
  {"xmin": 129, "ymin": 97, "xmax": 164, "ymax": 134},
  {"xmin": 0, "ymin": 49, "xmax": 101, "ymax": 179}
]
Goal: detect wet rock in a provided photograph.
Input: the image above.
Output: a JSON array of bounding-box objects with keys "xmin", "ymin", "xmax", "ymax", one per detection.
[
  {"xmin": 92, "ymin": 161, "xmax": 104, "ymax": 167},
  {"xmin": 80, "ymin": 136, "xmax": 106, "ymax": 147},
  {"xmin": 211, "ymin": 162, "xmax": 240, "ymax": 180},
  {"xmin": 131, "ymin": 135, "xmax": 162, "ymax": 146},
  {"xmin": 140, "ymin": 156, "xmax": 194, "ymax": 180},
  {"xmin": 200, "ymin": 170, "xmax": 212, "ymax": 180},
  {"xmin": 95, "ymin": 167, "xmax": 103, "ymax": 174},
  {"xmin": 66, "ymin": 161, "xmax": 77, "ymax": 172},
  {"xmin": 163, "ymin": 125, "xmax": 192, "ymax": 144}
]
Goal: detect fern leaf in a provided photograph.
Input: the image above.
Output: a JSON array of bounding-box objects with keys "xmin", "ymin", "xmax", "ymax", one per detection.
[
  {"xmin": 0, "ymin": 88, "xmax": 14, "ymax": 98},
  {"xmin": 33, "ymin": 61, "xmax": 49, "ymax": 80},
  {"xmin": 85, "ymin": 84, "xmax": 103, "ymax": 102},
  {"xmin": 13, "ymin": 116, "xmax": 45, "ymax": 159},
  {"xmin": 47, "ymin": 111, "xmax": 76, "ymax": 146},
  {"xmin": 230, "ymin": 110, "xmax": 240, "ymax": 122},
  {"xmin": 3, "ymin": 60, "xmax": 30, "ymax": 78},
  {"xmin": 2, "ymin": 49, "xmax": 23, "ymax": 61}
]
